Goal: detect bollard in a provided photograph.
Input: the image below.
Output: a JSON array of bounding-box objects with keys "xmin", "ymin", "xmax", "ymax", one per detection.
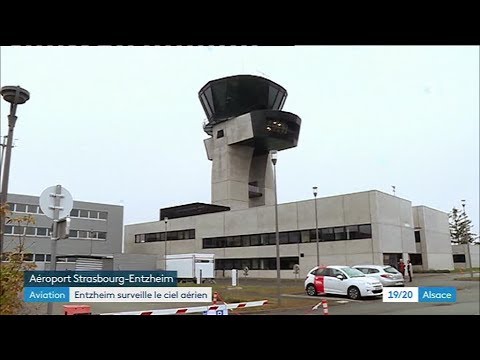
[{"xmin": 321, "ymin": 299, "xmax": 329, "ymax": 315}]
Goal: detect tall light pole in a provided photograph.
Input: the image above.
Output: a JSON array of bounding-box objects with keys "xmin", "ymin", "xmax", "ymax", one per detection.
[
  {"xmin": 270, "ymin": 150, "xmax": 281, "ymax": 306},
  {"xmin": 164, "ymin": 217, "xmax": 169, "ymax": 269},
  {"xmin": 0, "ymin": 86, "xmax": 30, "ymax": 260},
  {"xmin": 313, "ymin": 186, "xmax": 319, "ymax": 266},
  {"xmin": 461, "ymin": 200, "xmax": 473, "ymax": 278}
]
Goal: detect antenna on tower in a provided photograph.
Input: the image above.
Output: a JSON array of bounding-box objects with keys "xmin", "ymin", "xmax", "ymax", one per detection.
[{"xmin": 256, "ymin": 69, "xmax": 268, "ymax": 77}]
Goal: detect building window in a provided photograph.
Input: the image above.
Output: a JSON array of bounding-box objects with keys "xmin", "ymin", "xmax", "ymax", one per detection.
[
  {"xmin": 135, "ymin": 234, "xmax": 146, "ymax": 243},
  {"xmin": 320, "ymin": 228, "xmax": 335, "ymax": 241},
  {"xmin": 217, "ymin": 129, "xmax": 224, "ymax": 138},
  {"xmin": 34, "ymin": 254, "xmax": 45, "ymax": 262},
  {"xmin": 250, "ymin": 234, "xmax": 260, "ymax": 246},
  {"xmin": 279, "ymin": 232, "xmax": 289, "ymax": 244},
  {"xmin": 358, "ymin": 224, "xmax": 372, "ymax": 238},
  {"xmin": 25, "ymin": 227, "xmax": 36, "ymax": 236},
  {"xmin": 89, "ymin": 211, "xmax": 99, "ymax": 219},
  {"xmin": 414, "ymin": 231, "xmax": 421, "ymax": 243},
  {"xmin": 15, "ymin": 204, "xmax": 27, "ymax": 213},
  {"xmin": 79, "ymin": 210, "xmax": 89, "ymax": 218},
  {"xmin": 383, "ymin": 253, "xmax": 402, "ymax": 267},
  {"xmin": 203, "ymin": 224, "xmax": 373, "ymax": 249},
  {"xmin": 202, "ymin": 238, "xmax": 213, "ymax": 248},
  {"xmin": 258, "ymin": 234, "xmax": 268, "ymax": 246},
  {"xmin": 453, "ymin": 254, "xmax": 466, "ymax": 263},
  {"xmin": 227, "ymin": 236, "xmax": 242, "ymax": 247},
  {"xmin": 145, "ymin": 233, "xmax": 159, "ymax": 242},
  {"xmin": 70, "ymin": 209, "xmax": 80, "ymax": 217},
  {"xmin": 4, "ymin": 225, "xmax": 13, "ymax": 235},
  {"xmin": 136, "ymin": 229, "xmax": 195, "ymax": 243},
  {"xmin": 70, "ymin": 230, "xmax": 78, "ymax": 238},
  {"xmin": 99, "ymin": 211, "xmax": 108, "ymax": 220},
  {"xmin": 346, "ymin": 225, "xmax": 359, "ymax": 239},
  {"xmin": 7, "ymin": 202, "xmax": 15, "ymax": 211},
  {"xmin": 280, "ymin": 257, "xmax": 298, "ymax": 270},
  {"xmin": 23, "ymin": 253, "xmax": 34, "ymax": 262},
  {"xmin": 27, "ymin": 204, "xmax": 39, "ymax": 214},
  {"xmin": 36, "ymin": 228, "xmax": 48, "ymax": 236},
  {"xmin": 14, "ymin": 226, "xmax": 24, "ymax": 235},
  {"xmin": 409, "ymin": 254, "xmax": 423, "ymax": 265},
  {"xmin": 334, "ymin": 227, "xmax": 346, "ymax": 240},
  {"xmin": 289, "ymin": 231, "xmax": 301, "ymax": 244},
  {"xmin": 216, "ymin": 257, "xmax": 299, "ymax": 271}
]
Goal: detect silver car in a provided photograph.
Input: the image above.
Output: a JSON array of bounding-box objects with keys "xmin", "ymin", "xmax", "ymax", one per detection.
[{"xmin": 352, "ymin": 265, "xmax": 405, "ymax": 287}]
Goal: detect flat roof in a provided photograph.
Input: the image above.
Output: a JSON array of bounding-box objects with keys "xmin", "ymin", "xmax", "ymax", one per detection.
[{"xmin": 160, "ymin": 202, "xmax": 230, "ymax": 220}]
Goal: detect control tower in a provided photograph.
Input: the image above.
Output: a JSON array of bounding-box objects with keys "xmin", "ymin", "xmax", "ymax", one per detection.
[{"xmin": 200, "ymin": 75, "xmax": 301, "ymax": 210}]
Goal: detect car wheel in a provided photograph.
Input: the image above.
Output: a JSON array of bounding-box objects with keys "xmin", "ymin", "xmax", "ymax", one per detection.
[
  {"xmin": 347, "ymin": 286, "xmax": 361, "ymax": 300},
  {"xmin": 306, "ymin": 284, "xmax": 317, "ymax": 296}
]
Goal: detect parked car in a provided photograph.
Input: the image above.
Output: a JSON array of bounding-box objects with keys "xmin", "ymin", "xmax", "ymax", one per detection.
[
  {"xmin": 305, "ymin": 265, "xmax": 383, "ymax": 300},
  {"xmin": 352, "ymin": 265, "xmax": 404, "ymax": 287}
]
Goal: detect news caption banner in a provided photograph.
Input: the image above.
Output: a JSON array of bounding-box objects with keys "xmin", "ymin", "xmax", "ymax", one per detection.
[
  {"xmin": 24, "ymin": 271, "xmax": 212, "ymax": 303},
  {"xmin": 382, "ymin": 287, "xmax": 457, "ymax": 303}
]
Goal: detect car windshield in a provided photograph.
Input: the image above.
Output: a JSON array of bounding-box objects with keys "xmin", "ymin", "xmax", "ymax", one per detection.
[
  {"xmin": 341, "ymin": 267, "xmax": 365, "ymax": 278},
  {"xmin": 383, "ymin": 266, "xmax": 399, "ymax": 274}
]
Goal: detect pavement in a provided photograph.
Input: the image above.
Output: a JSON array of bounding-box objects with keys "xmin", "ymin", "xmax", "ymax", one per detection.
[{"xmin": 260, "ymin": 273, "xmax": 480, "ymax": 315}]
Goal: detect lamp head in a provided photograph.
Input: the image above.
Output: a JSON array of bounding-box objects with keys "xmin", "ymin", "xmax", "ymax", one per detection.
[
  {"xmin": 1, "ymin": 86, "xmax": 30, "ymax": 105},
  {"xmin": 270, "ymin": 150, "xmax": 278, "ymax": 165}
]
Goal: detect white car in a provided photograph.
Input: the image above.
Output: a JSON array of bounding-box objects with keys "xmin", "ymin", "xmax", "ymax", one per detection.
[
  {"xmin": 352, "ymin": 265, "xmax": 405, "ymax": 287},
  {"xmin": 305, "ymin": 265, "xmax": 383, "ymax": 300}
]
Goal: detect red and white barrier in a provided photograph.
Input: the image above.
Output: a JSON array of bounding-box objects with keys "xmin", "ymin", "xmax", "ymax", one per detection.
[{"xmin": 99, "ymin": 299, "xmax": 269, "ymax": 315}]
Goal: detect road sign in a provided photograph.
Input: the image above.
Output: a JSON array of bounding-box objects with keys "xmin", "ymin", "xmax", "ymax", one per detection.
[
  {"xmin": 39, "ymin": 185, "xmax": 73, "ymax": 219},
  {"xmin": 56, "ymin": 217, "xmax": 71, "ymax": 240}
]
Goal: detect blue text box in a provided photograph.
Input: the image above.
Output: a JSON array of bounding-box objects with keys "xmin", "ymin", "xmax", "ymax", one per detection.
[
  {"xmin": 24, "ymin": 287, "xmax": 70, "ymax": 302},
  {"xmin": 418, "ymin": 287, "xmax": 456, "ymax": 303},
  {"xmin": 24, "ymin": 271, "xmax": 178, "ymax": 287}
]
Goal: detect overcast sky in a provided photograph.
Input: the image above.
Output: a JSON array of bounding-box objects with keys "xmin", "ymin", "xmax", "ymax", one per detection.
[{"xmin": 1, "ymin": 46, "xmax": 478, "ymax": 233}]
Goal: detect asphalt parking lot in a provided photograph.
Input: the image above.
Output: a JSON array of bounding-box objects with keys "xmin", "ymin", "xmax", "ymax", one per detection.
[{"xmin": 266, "ymin": 272, "xmax": 480, "ymax": 315}]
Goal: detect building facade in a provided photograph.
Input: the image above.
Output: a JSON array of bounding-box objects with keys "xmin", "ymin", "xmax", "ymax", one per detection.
[
  {"xmin": 4, "ymin": 193, "xmax": 123, "ymax": 269},
  {"xmin": 412, "ymin": 205, "xmax": 454, "ymax": 271},
  {"xmin": 452, "ymin": 244, "xmax": 480, "ymax": 269},
  {"xmin": 125, "ymin": 190, "xmax": 455, "ymax": 278}
]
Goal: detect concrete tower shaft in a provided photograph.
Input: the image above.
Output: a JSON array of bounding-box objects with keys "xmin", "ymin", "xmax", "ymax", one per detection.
[{"xmin": 200, "ymin": 75, "xmax": 301, "ymax": 210}]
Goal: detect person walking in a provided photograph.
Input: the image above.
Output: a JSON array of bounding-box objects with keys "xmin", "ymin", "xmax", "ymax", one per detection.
[
  {"xmin": 406, "ymin": 259, "xmax": 413, "ymax": 282},
  {"xmin": 398, "ymin": 259, "xmax": 405, "ymax": 277}
]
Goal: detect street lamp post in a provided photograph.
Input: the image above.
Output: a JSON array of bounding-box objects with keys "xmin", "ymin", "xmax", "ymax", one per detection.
[
  {"xmin": 0, "ymin": 86, "xmax": 30, "ymax": 259},
  {"xmin": 164, "ymin": 217, "xmax": 169, "ymax": 268},
  {"xmin": 270, "ymin": 150, "xmax": 281, "ymax": 306},
  {"xmin": 461, "ymin": 200, "xmax": 473, "ymax": 278},
  {"xmin": 313, "ymin": 186, "xmax": 319, "ymax": 266}
]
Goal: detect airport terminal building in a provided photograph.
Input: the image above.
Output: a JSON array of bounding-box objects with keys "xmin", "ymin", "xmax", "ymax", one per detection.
[
  {"xmin": 124, "ymin": 74, "xmax": 455, "ymax": 278},
  {"xmin": 125, "ymin": 190, "xmax": 454, "ymax": 278}
]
